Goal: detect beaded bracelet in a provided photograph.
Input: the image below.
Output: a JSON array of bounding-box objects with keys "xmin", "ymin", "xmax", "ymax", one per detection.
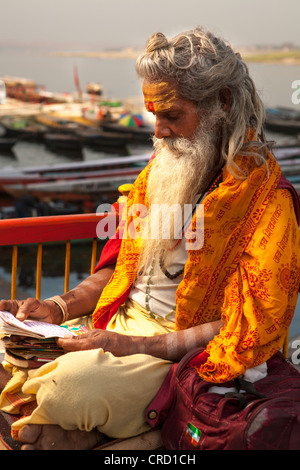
[{"xmin": 45, "ymin": 296, "xmax": 69, "ymax": 324}]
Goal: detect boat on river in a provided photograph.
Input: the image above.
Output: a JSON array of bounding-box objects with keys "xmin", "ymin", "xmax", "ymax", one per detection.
[
  {"xmin": 36, "ymin": 113, "xmax": 137, "ymax": 151},
  {"xmin": 74, "ymin": 127, "xmax": 134, "ymax": 150},
  {"xmin": 1, "ymin": 115, "xmax": 48, "ymax": 141},
  {"xmin": 0, "ymin": 137, "xmax": 18, "ymax": 153},
  {"xmin": 265, "ymin": 107, "xmax": 300, "ymax": 135},
  {"xmin": 0, "ymin": 153, "xmax": 151, "ymax": 201},
  {"xmin": 36, "ymin": 113, "xmax": 95, "ymax": 133},
  {"xmin": 273, "ymin": 145, "xmax": 300, "ymax": 163},
  {"xmin": 271, "ymin": 145, "xmax": 300, "ymax": 195},
  {"xmin": 101, "ymin": 121, "xmax": 154, "ymax": 145},
  {"xmin": 4, "ymin": 172, "xmax": 140, "ymax": 202},
  {"xmin": 44, "ymin": 133, "xmax": 83, "ymax": 152}
]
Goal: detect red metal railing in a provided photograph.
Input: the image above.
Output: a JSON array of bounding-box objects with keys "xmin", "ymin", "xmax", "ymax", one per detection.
[{"xmin": 0, "ymin": 213, "xmax": 108, "ymax": 300}]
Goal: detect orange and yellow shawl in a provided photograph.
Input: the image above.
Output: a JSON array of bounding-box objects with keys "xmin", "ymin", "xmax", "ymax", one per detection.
[{"xmin": 93, "ymin": 146, "xmax": 300, "ymax": 383}]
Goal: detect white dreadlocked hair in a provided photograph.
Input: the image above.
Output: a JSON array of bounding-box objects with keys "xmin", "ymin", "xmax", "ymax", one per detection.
[{"xmin": 136, "ymin": 26, "xmax": 268, "ymax": 177}]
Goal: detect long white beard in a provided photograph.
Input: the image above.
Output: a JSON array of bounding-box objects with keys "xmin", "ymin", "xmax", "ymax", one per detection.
[{"xmin": 137, "ymin": 122, "xmax": 222, "ymax": 272}]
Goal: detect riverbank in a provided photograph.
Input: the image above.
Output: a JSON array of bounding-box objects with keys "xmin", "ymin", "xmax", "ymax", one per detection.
[
  {"xmin": 242, "ymin": 50, "xmax": 300, "ymax": 65},
  {"xmin": 49, "ymin": 47, "xmax": 300, "ymax": 65}
]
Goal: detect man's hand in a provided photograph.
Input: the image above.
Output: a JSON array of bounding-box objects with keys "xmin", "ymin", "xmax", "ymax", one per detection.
[
  {"xmin": 0, "ymin": 266, "xmax": 116, "ymax": 326},
  {"xmin": 0, "ymin": 298, "xmax": 63, "ymax": 324},
  {"xmin": 57, "ymin": 319, "xmax": 224, "ymax": 362},
  {"xmin": 57, "ymin": 329, "xmax": 136, "ymax": 357}
]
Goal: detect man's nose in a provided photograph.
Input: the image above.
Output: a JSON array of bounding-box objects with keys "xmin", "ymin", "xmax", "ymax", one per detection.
[{"xmin": 154, "ymin": 117, "xmax": 171, "ymax": 139}]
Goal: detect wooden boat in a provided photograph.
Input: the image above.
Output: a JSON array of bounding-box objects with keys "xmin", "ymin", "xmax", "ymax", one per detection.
[
  {"xmin": 0, "ymin": 75, "xmax": 70, "ymax": 105},
  {"xmin": 38, "ymin": 111, "xmax": 100, "ymax": 132},
  {"xmin": 44, "ymin": 133, "xmax": 83, "ymax": 151},
  {"xmin": 0, "ymin": 153, "xmax": 150, "ymax": 185},
  {"xmin": 37, "ymin": 114, "xmax": 138, "ymax": 149},
  {"xmin": 0, "ymin": 153, "xmax": 151, "ymax": 200},
  {"xmin": 101, "ymin": 121, "xmax": 154, "ymax": 144},
  {"xmin": 0, "ymin": 137, "xmax": 18, "ymax": 152},
  {"xmin": 4, "ymin": 174, "xmax": 137, "ymax": 201},
  {"xmin": 270, "ymin": 107, "xmax": 300, "ymax": 119},
  {"xmin": 265, "ymin": 107, "xmax": 300, "ymax": 135},
  {"xmin": 273, "ymin": 145, "xmax": 300, "ymax": 164},
  {"xmin": 75, "ymin": 127, "xmax": 134, "ymax": 149},
  {"xmin": 1, "ymin": 115, "xmax": 48, "ymax": 141},
  {"xmin": 36, "ymin": 113, "xmax": 87, "ymax": 133}
]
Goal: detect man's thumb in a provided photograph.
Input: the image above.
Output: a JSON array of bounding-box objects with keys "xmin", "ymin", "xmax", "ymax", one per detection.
[{"xmin": 16, "ymin": 304, "xmax": 28, "ymax": 321}]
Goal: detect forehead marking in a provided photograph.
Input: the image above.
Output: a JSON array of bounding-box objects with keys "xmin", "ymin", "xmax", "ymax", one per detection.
[{"xmin": 143, "ymin": 82, "xmax": 178, "ymax": 112}]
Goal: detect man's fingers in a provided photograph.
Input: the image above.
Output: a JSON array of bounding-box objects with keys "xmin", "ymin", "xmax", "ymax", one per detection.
[
  {"xmin": 57, "ymin": 335, "xmax": 83, "ymax": 352},
  {"xmin": 0, "ymin": 299, "xmax": 33, "ymax": 320},
  {"xmin": 0, "ymin": 300, "xmax": 18, "ymax": 315},
  {"xmin": 0, "ymin": 300, "xmax": 11, "ymax": 311},
  {"xmin": 16, "ymin": 298, "xmax": 40, "ymax": 321},
  {"xmin": 16, "ymin": 303, "xmax": 31, "ymax": 321}
]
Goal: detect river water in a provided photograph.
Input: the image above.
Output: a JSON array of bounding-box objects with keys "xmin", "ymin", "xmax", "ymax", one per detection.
[{"xmin": 0, "ymin": 48, "xmax": 300, "ymax": 336}]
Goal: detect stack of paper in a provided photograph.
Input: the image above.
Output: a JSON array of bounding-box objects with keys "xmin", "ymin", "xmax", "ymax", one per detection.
[
  {"xmin": 0, "ymin": 310, "xmax": 76, "ymax": 339},
  {"xmin": 3, "ymin": 337, "xmax": 65, "ymax": 368},
  {"xmin": 0, "ymin": 311, "xmax": 89, "ymax": 368}
]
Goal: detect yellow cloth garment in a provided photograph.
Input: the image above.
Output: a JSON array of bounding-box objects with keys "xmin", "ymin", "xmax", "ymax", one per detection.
[
  {"xmin": 0, "ymin": 314, "xmax": 94, "ymax": 415},
  {"xmin": 0, "ymin": 365, "xmax": 37, "ymax": 414},
  {"xmin": 1, "ymin": 301, "xmax": 172, "ymax": 438},
  {"xmin": 93, "ymin": 142, "xmax": 300, "ymax": 383}
]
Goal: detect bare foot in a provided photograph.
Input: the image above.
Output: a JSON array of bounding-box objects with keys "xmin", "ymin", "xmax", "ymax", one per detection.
[{"xmin": 18, "ymin": 424, "xmax": 104, "ymax": 450}]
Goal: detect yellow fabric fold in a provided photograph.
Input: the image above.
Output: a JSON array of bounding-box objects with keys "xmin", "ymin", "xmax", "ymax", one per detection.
[{"xmin": 0, "ymin": 363, "xmax": 36, "ymax": 414}]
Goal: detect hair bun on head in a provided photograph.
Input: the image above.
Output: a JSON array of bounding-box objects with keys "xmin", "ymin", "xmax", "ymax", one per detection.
[{"xmin": 146, "ymin": 32, "xmax": 169, "ymax": 53}]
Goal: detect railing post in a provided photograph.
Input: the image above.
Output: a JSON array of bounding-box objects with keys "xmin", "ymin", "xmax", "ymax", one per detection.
[
  {"xmin": 11, "ymin": 245, "xmax": 18, "ymax": 300},
  {"xmin": 90, "ymin": 238, "xmax": 98, "ymax": 275},
  {"xmin": 36, "ymin": 243, "xmax": 43, "ymax": 300},
  {"xmin": 64, "ymin": 240, "xmax": 71, "ymax": 293},
  {"xmin": 283, "ymin": 331, "xmax": 289, "ymax": 359}
]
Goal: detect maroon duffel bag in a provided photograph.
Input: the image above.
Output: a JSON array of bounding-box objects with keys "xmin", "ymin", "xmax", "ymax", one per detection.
[{"xmin": 146, "ymin": 348, "xmax": 300, "ymax": 450}]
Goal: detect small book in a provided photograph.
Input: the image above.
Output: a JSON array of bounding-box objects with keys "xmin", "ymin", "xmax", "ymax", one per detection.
[{"xmin": 0, "ymin": 310, "xmax": 77, "ymax": 339}]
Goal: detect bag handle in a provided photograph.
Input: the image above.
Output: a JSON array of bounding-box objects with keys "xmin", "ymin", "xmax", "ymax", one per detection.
[
  {"xmin": 234, "ymin": 377, "xmax": 266, "ymax": 399},
  {"xmin": 218, "ymin": 379, "xmax": 266, "ymax": 417}
]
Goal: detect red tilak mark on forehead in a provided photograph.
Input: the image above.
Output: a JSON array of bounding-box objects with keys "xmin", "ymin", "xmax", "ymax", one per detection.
[{"xmin": 147, "ymin": 101, "xmax": 155, "ymax": 112}]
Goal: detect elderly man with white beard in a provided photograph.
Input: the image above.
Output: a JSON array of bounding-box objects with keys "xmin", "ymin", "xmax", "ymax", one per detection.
[{"xmin": 0, "ymin": 26, "xmax": 300, "ymax": 450}]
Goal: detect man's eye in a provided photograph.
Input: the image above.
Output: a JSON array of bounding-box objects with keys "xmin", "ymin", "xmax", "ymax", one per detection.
[{"xmin": 167, "ymin": 114, "xmax": 179, "ymax": 121}]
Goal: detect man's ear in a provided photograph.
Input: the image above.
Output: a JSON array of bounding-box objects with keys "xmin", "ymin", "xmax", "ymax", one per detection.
[{"xmin": 219, "ymin": 87, "xmax": 232, "ymax": 112}]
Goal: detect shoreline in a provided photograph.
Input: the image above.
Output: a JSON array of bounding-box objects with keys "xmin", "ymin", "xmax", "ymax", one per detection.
[{"xmin": 49, "ymin": 49, "xmax": 300, "ymax": 65}]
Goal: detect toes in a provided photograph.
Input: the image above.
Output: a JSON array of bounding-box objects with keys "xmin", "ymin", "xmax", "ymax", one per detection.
[
  {"xmin": 20, "ymin": 444, "xmax": 35, "ymax": 450},
  {"xmin": 18, "ymin": 424, "xmax": 42, "ymax": 444}
]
